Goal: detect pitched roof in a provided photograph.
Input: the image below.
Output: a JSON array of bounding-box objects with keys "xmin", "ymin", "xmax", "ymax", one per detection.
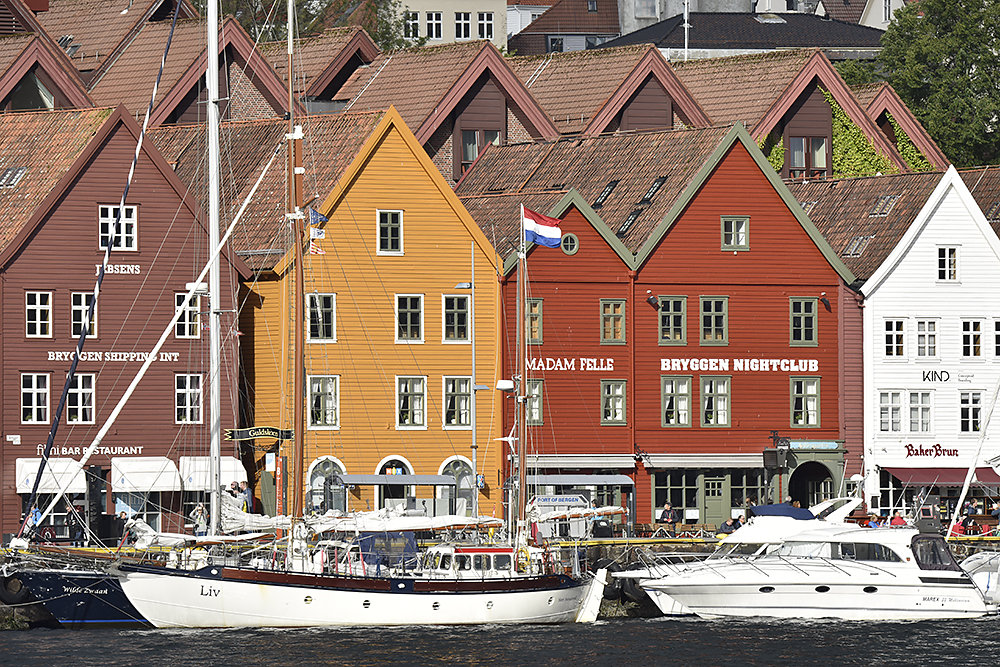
[
  {"xmin": 518, "ymin": 0, "xmax": 619, "ymax": 34},
  {"xmin": 853, "ymin": 81, "xmax": 949, "ymax": 170},
  {"xmin": 0, "ymin": 31, "xmax": 93, "ymax": 108},
  {"xmin": 603, "ymin": 12, "xmax": 883, "ymax": 50},
  {"xmin": 0, "ymin": 106, "xmax": 114, "ymax": 250},
  {"xmin": 818, "ymin": 0, "xmax": 866, "ymax": 25},
  {"xmin": 455, "ymin": 124, "xmax": 731, "ymax": 256},
  {"xmin": 1, "ymin": 0, "xmax": 47, "ymax": 35},
  {"xmin": 147, "ymin": 109, "xmax": 388, "ymax": 271},
  {"xmin": 850, "ymin": 81, "xmax": 882, "ymax": 108},
  {"xmin": 258, "ymin": 26, "xmax": 379, "ymax": 98},
  {"xmin": 960, "ymin": 165, "xmax": 1000, "ymax": 238}
]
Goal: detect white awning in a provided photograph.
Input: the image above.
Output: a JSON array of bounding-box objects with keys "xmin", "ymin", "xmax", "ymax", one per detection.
[
  {"xmin": 15, "ymin": 458, "xmax": 86, "ymax": 494},
  {"xmin": 179, "ymin": 456, "xmax": 248, "ymax": 491},
  {"xmin": 111, "ymin": 456, "xmax": 182, "ymax": 492}
]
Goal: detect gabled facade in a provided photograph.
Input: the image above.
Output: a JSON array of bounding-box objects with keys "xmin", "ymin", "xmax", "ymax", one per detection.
[
  {"xmin": 507, "ymin": 0, "xmax": 620, "ymax": 55},
  {"xmin": 0, "ymin": 107, "xmax": 249, "ymax": 541},
  {"xmin": 0, "ymin": 31, "xmax": 91, "ymax": 110}
]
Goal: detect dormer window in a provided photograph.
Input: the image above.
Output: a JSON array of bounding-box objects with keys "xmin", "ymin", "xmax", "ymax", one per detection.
[
  {"xmin": 789, "ymin": 137, "xmax": 828, "ymax": 179},
  {"xmin": 588, "ymin": 1, "xmax": 598, "ymax": 12}
]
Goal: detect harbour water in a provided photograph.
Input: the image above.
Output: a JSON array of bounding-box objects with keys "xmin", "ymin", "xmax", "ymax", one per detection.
[{"xmin": 2, "ymin": 617, "xmax": 997, "ymax": 666}]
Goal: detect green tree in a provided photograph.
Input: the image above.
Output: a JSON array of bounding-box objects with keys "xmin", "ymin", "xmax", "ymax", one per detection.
[{"xmin": 877, "ymin": 0, "xmax": 1000, "ymax": 167}]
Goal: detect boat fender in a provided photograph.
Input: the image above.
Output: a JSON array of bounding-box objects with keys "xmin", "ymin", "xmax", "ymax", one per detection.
[
  {"xmin": 515, "ymin": 547, "xmax": 530, "ymax": 574},
  {"xmin": 593, "ymin": 558, "xmax": 622, "ymax": 600},
  {"xmin": 0, "ymin": 575, "xmax": 30, "ymax": 605},
  {"xmin": 621, "ymin": 571, "xmax": 650, "ymax": 605}
]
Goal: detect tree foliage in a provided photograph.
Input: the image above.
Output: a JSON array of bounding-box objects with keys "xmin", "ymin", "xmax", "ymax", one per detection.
[{"xmin": 877, "ymin": 0, "xmax": 1000, "ymax": 167}]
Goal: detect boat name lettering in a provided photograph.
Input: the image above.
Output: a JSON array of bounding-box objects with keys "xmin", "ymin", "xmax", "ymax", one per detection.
[
  {"xmin": 904, "ymin": 444, "xmax": 958, "ymax": 458},
  {"xmin": 526, "ymin": 357, "xmax": 614, "ymax": 372},
  {"xmin": 96, "ymin": 264, "xmax": 141, "ymax": 276},
  {"xmin": 659, "ymin": 358, "xmax": 819, "ymax": 372},
  {"xmin": 36, "ymin": 444, "xmax": 143, "ymax": 456},
  {"xmin": 62, "ymin": 586, "xmax": 108, "ymax": 595},
  {"xmin": 200, "ymin": 585, "xmax": 220, "ymax": 597},
  {"xmin": 47, "ymin": 351, "xmax": 180, "ymax": 362}
]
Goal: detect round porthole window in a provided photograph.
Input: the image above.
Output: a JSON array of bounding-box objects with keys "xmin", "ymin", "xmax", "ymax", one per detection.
[{"xmin": 561, "ymin": 233, "xmax": 579, "ymax": 256}]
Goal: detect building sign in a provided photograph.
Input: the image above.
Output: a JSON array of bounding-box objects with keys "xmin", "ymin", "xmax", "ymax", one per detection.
[
  {"xmin": 660, "ymin": 358, "xmax": 819, "ymax": 372},
  {"xmin": 905, "ymin": 444, "xmax": 959, "ymax": 458},
  {"xmin": 47, "ymin": 350, "xmax": 181, "ymax": 362},
  {"xmin": 226, "ymin": 427, "xmax": 294, "ymax": 441},
  {"xmin": 532, "ymin": 494, "xmax": 587, "ymax": 505},
  {"xmin": 526, "ymin": 357, "xmax": 614, "ymax": 372},
  {"xmin": 35, "ymin": 444, "xmax": 144, "ymax": 457},
  {"xmin": 96, "ymin": 263, "xmax": 142, "ymax": 275}
]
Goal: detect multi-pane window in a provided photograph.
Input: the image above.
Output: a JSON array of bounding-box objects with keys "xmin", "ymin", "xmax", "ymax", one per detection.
[
  {"xmin": 67, "ymin": 373, "xmax": 95, "ymax": 424},
  {"xmin": 601, "ymin": 380, "xmax": 626, "ymax": 425},
  {"xmin": 443, "ymin": 295, "xmax": 469, "ymax": 342},
  {"xmin": 404, "ymin": 11, "xmax": 419, "ymax": 38},
  {"xmin": 962, "ymin": 320, "xmax": 982, "ymax": 357},
  {"xmin": 701, "ymin": 377, "xmax": 730, "ymax": 427},
  {"xmin": 909, "ymin": 391, "xmax": 931, "ymax": 433},
  {"xmin": 378, "ymin": 210, "xmax": 402, "ymax": 254},
  {"xmin": 397, "ymin": 376, "xmax": 426, "ymax": 428},
  {"xmin": 460, "ymin": 129, "xmax": 500, "ymax": 173},
  {"xmin": 443, "ymin": 376, "xmax": 472, "ymax": 428},
  {"xmin": 26, "ymin": 291, "xmax": 52, "ymax": 337},
  {"xmin": 175, "ymin": 293, "xmax": 200, "ymax": 338},
  {"xmin": 960, "ymin": 391, "xmax": 981, "ymax": 433},
  {"xmin": 396, "ymin": 294, "xmax": 423, "ymax": 342},
  {"xmin": 478, "ymin": 12, "xmax": 494, "ymax": 39},
  {"xmin": 548, "ymin": 36, "xmax": 564, "ymax": 52},
  {"xmin": 884, "ymin": 320, "xmax": 904, "ymax": 356},
  {"xmin": 600, "ymin": 299, "xmax": 625, "ymax": 344},
  {"xmin": 308, "ymin": 293, "xmax": 336, "ymax": 341},
  {"xmin": 789, "ymin": 298, "xmax": 817, "ymax": 346},
  {"xmin": 789, "ymin": 137, "xmax": 828, "ymax": 178},
  {"xmin": 996, "ymin": 322, "xmax": 1000, "ymax": 357},
  {"xmin": 71, "ymin": 292, "xmax": 97, "ymax": 337},
  {"xmin": 721, "ymin": 216, "xmax": 749, "ymax": 250},
  {"xmin": 879, "ymin": 391, "xmax": 902, "ymax": 432},
  {"xmin": 659, "ymin": 296, "xmax": 686, "ymax": 345},
  {"xmin": 526, "ymin": 379, "xmax": 543, "ymax": 425},
  {"xmin": 98, "ymin": 204, "xmax": 137, "ymax": 250},
  {"xmin": 700, "ymin": 297, "xmax": 728, "ymax": 345},
  {"xmin": 455, "ymin": 12, "xmax": 471, "ymax": 39},
  {"xmin": 661, "ymin": 376, "xmax": 691, "ymax": 427},
  {"xmin": 916, "ymin": 320, "xmax": 937, "ymax": 357},
  {"xmin": 21, "ymin": 373, "xmax": 48, "ymax": 424},
  {"xmin": 308, "ymin": 375, "xmax": 339, "ymax": 429},
  {"xmin": 883, "ymin": 0, "xmax": 892, "ymax": 22},
  {"xmin": 652, "ymin": 470, "xmax": 698, "ymax": 520},
  {"xmin": 175, "ymin": 374, "xmax": 202, "ymax": 424},
  {"xmin": 791, "ymin": 377, "xmax": 820, "ymax": 427},
  {"xmin": 526, "ymin": 298, "xmax": 543, "ymax": 344},
  {"xmin": 937, "ymin": 247, "xmax": 957, "ymax": 280},
  {"xmin": 731, "ymin": 469, "xmax": 767, "ymax": 508},
  {"xmin": 426, "ymin": 11, "xmax": 442, "ymax": 39}
]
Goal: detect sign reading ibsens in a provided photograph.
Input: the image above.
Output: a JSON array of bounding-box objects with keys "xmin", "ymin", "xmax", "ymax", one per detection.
[{"xmin": 659, "ymin": 358, "xmax": 820, "ymax": 372}]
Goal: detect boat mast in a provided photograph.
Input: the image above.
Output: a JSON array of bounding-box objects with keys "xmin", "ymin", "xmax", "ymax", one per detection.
[
  {"xmin": 515, "ymin": 206, "xmax": 528, "ymax": 546},
  {"xmin": 206, "ymin": 0, "xmax": 222, "ymax": 535},
  {"xmin": 287, "ymin": 0, "xmax": 306, "ymax": 519}
]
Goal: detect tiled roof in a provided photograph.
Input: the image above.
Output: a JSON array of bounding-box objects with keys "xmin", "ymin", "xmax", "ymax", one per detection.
[
  {"xmin": 259, "ymin": 27, "xmax": 365, "ymax": 96},
  {"xmin": 519, "ymin": 0, "xmax": 619, "ymax": 34},
  {"xmin": 456, "ymin": 125, "xmax": 731, "ymax": 254},
  {"xmin": 333, "ymin": 41, "xmax": 486, "ymax": 129},
  {"xmin": 672, "ymin": 49, "xmax": 815, "ymax": 127},
  {"xmin": 0, "ymin": 30, "xmax": 32, "ymax": 70},
  {"xmin": 148, "ymin": 110, "xmax": 387, "ymax": 270},
  {"xmin": 819, "ymin": 0, "xmax": 866, "ymax": 25},
  {"xmin": 850, "ymin": 81, "xmax": 884, "ymax": 109},
  {"xmin": 507, "ymin": 44, "xmax": 652, "ymax": 134},
  {"xmin": 961, "ymin": 166, "xmax": 1000, "ymax": 239},
  {"xmin": 88, "ymin": 18, "xmax": 204, "ymax": 113},
  {"xmin": 0, "ymin": 106, "xmax": 114, "ymax": 250},
  {"xmin": 603, "ymin": 12, "xmax": 883, "ymax": 50}
]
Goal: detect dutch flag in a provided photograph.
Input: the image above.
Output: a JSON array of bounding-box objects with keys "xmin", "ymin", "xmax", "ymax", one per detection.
[{"xmin": 522, "ymin": 205, "xmax": 562, "ymax": 248}]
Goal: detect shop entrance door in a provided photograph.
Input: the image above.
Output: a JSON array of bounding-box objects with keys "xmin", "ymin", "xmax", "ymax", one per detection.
[{"xmin": 703, "ymin": 476, "xmax": 727, "ymax": 528}]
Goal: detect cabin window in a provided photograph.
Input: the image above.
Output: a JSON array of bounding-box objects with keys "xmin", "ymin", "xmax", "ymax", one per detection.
[
  {"xmin": 837, "ymin": 543, "xmax": 902, "ymax": 562},
  {"xmin": 20, "ymin": 373, "xmax": 49, "ymax": 424},
  {"xmin": 789, "ymin": 298, "xmax": 817, "ymax": 347},
  {"xmin": 443, "ymin": 376, "xmax": 472, "ymax": 428},
  {"xmin": 67, "ymin": 373, "xmax": 95, "ymax": 424},
  {"xmin": 878, "ymin": 391, "xmax": 902, "ymax": 432},
  {"xmin": 962, "ymin": 320, "xmax": 982, "ymax": 357},
  {"xmin": 71, "ymin": 292, "xmax": 97, "ymax": 337},
  {"xmin": 700, "ymin": 376, "xmax": 730, "ymax": 427},
  {"xmin": 601, "ymin": 380, "xmax": 627, "ymax": 425},
  {"xmin": 175, "ymin": 293, "xmax": 201, "ymax": 339},
  {"xmin": 600, "ymin": 299, "xmax": 625, "ymax": 344},
  {"xmin": 660, "ymin": 376, "xmax": 691, "ymax": 427},
  {"xmin": 526, "ymin": 379, "xmax": 543, "ymax": 425},
  {"xmin": 440, "ymin": 554, "xmax": 452, "ymax": 570},
  {"xmin": 308, "ymin": 375, "xmax": 339, "ymax": 429},
  {"xmin": 442, "ymin": 295, "xmax": 469, "ymax": 342},
  {"xmin": 493, "ymin": 554, "xmax": 512, "ymax": 571},
  {"xmin": 790, "ymin": 377, "xmax": 820, "ymax": 427},
  {"xmin": 916, "ymin": 320, "xmax": 937, "ymax": 357},
  {"xmin": 960, "ymin": 391, "xmax": 981, "ymax": 432},
  {"xmin": 478, "ymin": 12, "xmax": 494, "ymax": 39},
  {"xmin": 909, "ymin": 391, "xmax": 932, "ymax": 432},
  {"xmin": 473, "ymin": 554, "xmax": 488, "ymax": 570},
  {"xmin": 396, "ymin": 376, "xmax": 427, "ymax": 428},
  {"xmin": 884, "ymin": 319, "xmax": 904, "ymax": 357},
  {"xmin": 937, "ymin": 247, "xmax": 957, "ymax": 281},
  {"xmin": 788, "ymin": 137, "xmax": 827, "ymax": 179},
  {"xmin": 98, "ymin": 204, "xmax": 137, "ymax": 251},
  {"xmin": 25, "ymin": 291, "xmax": 52, "ymax": 338},
  {"xmin": 455, "ymin": 554, "xmax": 472, "ymax": 570},
  {"xmin": 911, "ymin": 535, "xmax": 962, "ymax": 571},
  {"xmin": 526, "ymin": 298, "xmax": 543, "ymax": 344},
  {"xmin": 699, "ymin": 296, "xmax": 728, "ymax": 345},
  {"xmin": 404, "ymin": 11, "xmax": 419, "ymax": 38},
  {"xmin": 395, "ymin": 294, "xmax": 423, "ymax": 343},
  {"xmin": 175, "ymin": 373, "xmax": 203, "ymax": 424},
  {"xmin": 378, "ymin": 210, "xmax": 403, "ymax": 254},
  {"xmin": 426, "ymin": 12, "xmax": 442, "ymax": 39},
  {"xmin": 658, "ymin": 296, "xmax": 686, "ymax": 345},
  {"xmin": 721, "ymin": 216, "xmax": 749, "ymax": 251}
]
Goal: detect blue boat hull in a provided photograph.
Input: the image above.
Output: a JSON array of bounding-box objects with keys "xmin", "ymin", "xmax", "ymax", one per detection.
[{"xmin": 15, "ymin": 568, "xmax": 150, "ymax": 629}]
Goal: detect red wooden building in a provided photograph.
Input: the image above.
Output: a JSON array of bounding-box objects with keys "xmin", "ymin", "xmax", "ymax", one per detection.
[{"xmin": 458, "ymin": 124, "xmax": 862, "ymax": 527}]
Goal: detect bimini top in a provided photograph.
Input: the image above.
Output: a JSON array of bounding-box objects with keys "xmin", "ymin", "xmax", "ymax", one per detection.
[{"xmin": 747, "ymin": 503, "xmax": 815, "ymax": 520}]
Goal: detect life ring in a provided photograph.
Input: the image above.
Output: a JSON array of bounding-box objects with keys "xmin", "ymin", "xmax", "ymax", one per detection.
[
  {"xmin": 38, "ymin": 526, "xmax": 57, "ymax": 544},
  {"xmin": 515, "ymin": 547, "xmax": 530, "ymax": 573}
]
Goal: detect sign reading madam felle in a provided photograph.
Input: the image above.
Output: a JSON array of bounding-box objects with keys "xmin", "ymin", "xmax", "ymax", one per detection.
[
  {"xmin": 659, "ymin": 358, "xmax": 819, "ymax": 372},
  {"xmin": 527, "ymin": 357, "xmax": 615, "ymax": 371}
]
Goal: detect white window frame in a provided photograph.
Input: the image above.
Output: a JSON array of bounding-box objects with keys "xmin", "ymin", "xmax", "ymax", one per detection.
[
  {"xmin": 21, "ymin": 372, "xmax": 49, "ymax": 424},
  {"xmin": 377, "ymin": 209, "xmax": 403, "ymax": 255},
  {"xmin": 308, "ymin": 374, "xmax": 340, "ymax": 430},
  {"xmin": 916, "ymin": 319, "xmax": 937, "ymax": 358},
  {"xmin": 937, "ymin": 246, "xmax": 958, "ymax": 282},
  {"xmin": 960, "ymin": 391, "xmax": 982, "ymax": 433},
  {"xmin": 26, "ymin": 291, "xmax": 52, "ymax": 338},
  {"xmin": 67, "ymin": 373, "xmax": 95, "ymax": 424},
  {"xmin": 700, "ymin": 376, "xmax": 730, "ymax": 427},
  {"xmin": 661, "ymin": 375, "xmax": 691, "ymax": 427},
  {"xmin": 790, "ymin": 377, "xmax": 820, "ymax": 427},
  {"xmin": 455, "ymin": 12, "xmax": 471, "ymax": 39},
  {"xmin": 395, "ymin": 294, "xmax": 424, "ymax": 343},
  {"xmin": 441, "ymin": 294, "xmax": 470, "ymax": 344},
  {"xmin": 71, "ymin": 292, "xmax": 97, "ymax": 338},
  {"xmin": 396, "ymin": 376, "xmax": 427, "ymax": 429},
  {"xmin": 526, "ymin": 379, "xmax": 543, "ymax": 425},
  {"xmin": 478, "ymin": 11, "xmax": 494, "ymax": 40},
  {"xmin": 879, "ymin": 390, "xmax": 902, "ymax": 432},
  {"xmin": 98, "ymin": 204, "xmax": 137, "ymax": 251},
  {"xmin": 175, "ymin": 293, "xmax": 201, "ymax": 339},
  {"xmin": 426, "ymin": 11, "xmax": 442, "ymax": 39},
  {"xmin": 442, "ymin": 376, "xmax": 472, "ymax": 430},
  {"xmin": 175, "ymin": 373, "xmax": 203, "ymax": 424},
  {"xmin": 307, "ymin": 293, "xmax": 337, "ymax": 342},
  {"xmin": 404, "ymin": 11, "xmax": 419, "ymax": 38},
  {"xmin": 909, "ymin": 391, "xmax": 932, "ymax": 433},
  {"xmin": 884, "ymin": 319, "xmax": 905, "ymax": 357}
]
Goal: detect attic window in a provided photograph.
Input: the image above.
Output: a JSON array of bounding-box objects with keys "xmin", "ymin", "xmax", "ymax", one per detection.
[
  {"xmin": 800, "ymin": 201, "xmax": 818, "ymax": 215},
  {"xmin": 842, "ymin": 235, "xmax": 874, "ymax": 257},
  {"xmin": 638, "ymin": 176, "xmax": 667, "ymax": 204},
  {"xmin": 985, "ymin": 201, "xmax": 1000, "ymax": 221},
  {"xmin": 618, "ymin": 210, "xmax": 642, "ymax": 236},
  {"xmin": 0, "ymin": 166, "xmax": 26, "ymax": 188},
  {"xmin": 593, "ymin": 180, "xmax": 619, "ymax": 208},
  {"xmin": 588, "ymin": 0, "xmax": 598, "ymax": 12},
  {"xmin": 869, "ymin": 195, "xmax": 899, "ymax": 217},
  {"xmin": 755, "ymin": 13, "xmax": 786, "ymax": 24},
  {"xmin": 548, "ymin": 182, "xmax": 566, "ymax": 191}
]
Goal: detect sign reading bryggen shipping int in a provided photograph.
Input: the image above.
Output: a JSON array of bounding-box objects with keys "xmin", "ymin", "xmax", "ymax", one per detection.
[{"xmin": 659, "ymin": 358, "xmax": 820, "ymax": 372}]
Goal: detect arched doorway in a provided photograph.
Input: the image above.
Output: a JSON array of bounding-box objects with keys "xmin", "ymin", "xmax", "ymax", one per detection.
[
  {"xmin": 307, "ymin": 456, "xmax": 346, "ymax": 514},
  {"xmin": 376, "ymin": 456, "xmax": 413, "ymax": 509},
  {"xmin": 788, "ymin": 461, "xmax": 834, "ymax": 508},
  {"xmin": 440, "ymin": 457, "xmax": 474, "ymax": 516}
]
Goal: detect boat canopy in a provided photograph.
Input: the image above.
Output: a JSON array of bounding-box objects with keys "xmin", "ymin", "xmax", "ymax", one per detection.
[{"xmin": 746, "ymin": 503, "xmax": 814, "ymax": 520}]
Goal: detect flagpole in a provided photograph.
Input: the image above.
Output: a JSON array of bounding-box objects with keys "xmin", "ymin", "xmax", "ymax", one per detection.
[{"xmin": 516, "ymin": 204, "xmax": 527, "ymax": 546}]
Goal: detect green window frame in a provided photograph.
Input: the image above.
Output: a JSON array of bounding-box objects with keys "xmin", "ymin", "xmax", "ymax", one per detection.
[
  {"xmin": 790, "ymin": 377, "xmax": 820, "ymax": 428},
  {"xmin": 700, "ymin": 376, "xmax": 730, "ymax": 427},
  {"xmin": 600, "ymin": 299, "xmax": 626, "ymax": 344},
  {"xmin": 789, "ymin": 297, "xmax": 817, "ymax": 347},
  {"xmin": 526, "ymin": 298, "xmax": 543, "ymax": 345},
  {"xmin": 526, "ymin": 379, "xmax": 543, "ymax": 425},
  {"xmin": 658, "ymin": 296, "xmax": 686, "ymax": 345},
  {"xmin": 395, "ymin": 294, "xmax": 423, "ymax": 343},
  {"xmin": 721, "ymin": 216, "xmax": 749, "ymax": 251},
  {"xmin": 700, "ymin": 296, "xmax": 728, "ymax": 346},
  {"xmin": 442, "ymin": 295, "xmax": 470, "ymax": 343},
  {"xmin": 600, "ymin": 380, "xmax": 627, "ymax": 425},
  {"xmin": 660, "ymin": 375, "xmax": 691, "ymax": 427}
]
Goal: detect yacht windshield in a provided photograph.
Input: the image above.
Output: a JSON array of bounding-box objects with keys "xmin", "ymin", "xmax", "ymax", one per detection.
[
  {"xmin": 911, "ymin": 535, "xmax": 962, "ymax": 571},
  {"xmin": 773, "ymin": 542, "xmax": 832, "ymax": 558}
]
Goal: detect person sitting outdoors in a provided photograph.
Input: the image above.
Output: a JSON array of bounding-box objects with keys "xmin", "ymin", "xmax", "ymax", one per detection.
[
  {"xmin": 658, "ymin": 502, "xmax": 679, "ymax": 537},
  {"xmin": 865, "ymin": 513, "xmax": 882, "ymax": 528},
  {"xmin": 889, "ymin": 510, "xmax": 908, "ymax": 526},
  {"xmin": 717, "ymin": 518, "xmax": 737, "ymax": 534}
]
